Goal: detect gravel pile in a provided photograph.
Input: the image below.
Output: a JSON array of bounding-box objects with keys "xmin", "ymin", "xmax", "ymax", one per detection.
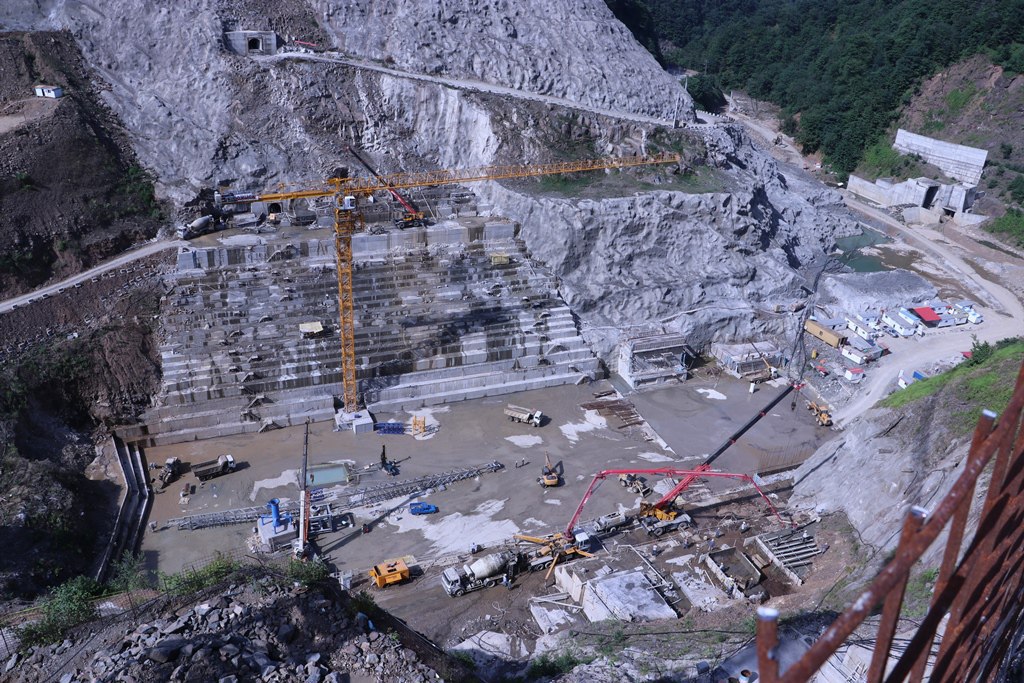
[{"xmin": 6, "ymin": 577, "xmax": 444, "ymax": 683}]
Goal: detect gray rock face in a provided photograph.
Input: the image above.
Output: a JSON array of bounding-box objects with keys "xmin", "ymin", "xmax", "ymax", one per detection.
[
  {"xmin": 310, "ymin": 0, "xmax": 691, "ymax": 121},
  {"xmin": 0, "ymin": 0, "xmax": 859, "ymax": 357},
  {"xmin": 791, "ymin": 405, "xmax": 970, "ymax": 554},
  {"xmin": 484, "ymin": 127, "xmax": 859, "ymax": 357},
  {"xmin": 0, "ymin": 0, "xmax": 689, "ymax": 205},
  {"xmin": 818, "ymin": 270, "xmax": 938, "ymax": 314}
]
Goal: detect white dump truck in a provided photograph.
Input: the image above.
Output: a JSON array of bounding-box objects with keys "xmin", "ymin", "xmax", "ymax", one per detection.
[
  {"xmin": 192, "ymin": 454, "xmax": 237, "ymax": 482},
  {"xmin": 441, "ymin": 551, "xmax": 519, "ymax": 597},
  {"xmin": 504, "ymin": 404, "xmax": 543, "ymax": 427}
]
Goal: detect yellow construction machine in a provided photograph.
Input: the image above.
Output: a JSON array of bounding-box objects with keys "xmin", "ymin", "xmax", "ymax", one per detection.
[
  {"xmin": 539, "ymin": 452, "xmax": 560, "ymax": 487},
  {"xmin": 807, "ymin": 400, "xmax": 833, "ymax": 427},
  {"xmin": 514, "ymin": 531, "xmax": 594, "ymax": 579},
  {"xmin": 369, "ymin": 557, "xmax": 411, "ymax": 588}
]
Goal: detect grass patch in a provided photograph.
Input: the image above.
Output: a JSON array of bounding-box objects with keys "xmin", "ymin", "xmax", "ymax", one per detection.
[
  {"xmin": 858, "ymin": 137, "xmax": 925, "ymax": 181},
  {"xmin": 537, "ymin": 172, "xmax": 600, "ymax": 196},
  {"xmin": 902, "ymin": 567, "xmax": 939, "ymax": 619},
  {"xmin": 880, "ymin": 338, "xmax": 1024, "ymax": 419},
  {"xmin": 944, "ymin": 84, "xmax": 978, "ymax": 118},
  {"xmin": 159, "ymin": 553, "xmax": 241, "ymax": 595},
  {"xmin": 16, "ymin": 576, "xmax": 105, "ymax": 648},
  {"xmin": 285, "ymin": 557, "xmax": 331, "ymax": 586},
  {"xmin": 527, "ymin": 651, "xmax": 594, "ymax": 679},
  {"xmin": 986, "ymin": 209, "xmax": 1024, "ymax": 247}
]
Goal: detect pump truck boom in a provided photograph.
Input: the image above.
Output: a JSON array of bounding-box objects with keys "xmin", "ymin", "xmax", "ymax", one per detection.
[
  {"xmin": 565, "ymin": 467, "xmax": 785, "ymax": 541},
  {"xmin": 209, "ymin": 152, "xmax": 680, "ymax": 415}
]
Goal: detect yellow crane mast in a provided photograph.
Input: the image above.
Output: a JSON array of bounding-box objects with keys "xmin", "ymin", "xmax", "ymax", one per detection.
[{"xmin": 215, "ymin": 152, "xmax": 680, "ymax": 413}]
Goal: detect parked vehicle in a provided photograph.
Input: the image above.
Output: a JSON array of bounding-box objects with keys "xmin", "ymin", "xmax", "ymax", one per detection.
[
  {"xmin": 638, "ymin": 512, "xmax": 693, "ymax": 537},
  {"xmin": 409, "ymin": 502, "xmax": 438, "ymax": 515},
  {"xmin": 441, "ymin": 550, "xmax": 520, "ymax": 596},
  {"xmin": 158, "ymin": 457, "xmax": 181, "ymax": 489},
  {"xmin": 504, "ymin": 404, "xmax": 544, "ymax": 427},
  {"xmin": 369, "ymin": 558, "xmax": 410, "ymax": 588},
  {"xmin": 192, "ymin": 454, "xmax": 236, "ymax": 481}
]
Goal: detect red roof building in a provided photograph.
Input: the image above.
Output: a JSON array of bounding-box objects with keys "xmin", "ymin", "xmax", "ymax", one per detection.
[{"xmin": 911, "ymin": 306, "xmax": 942, "ymax": 326}]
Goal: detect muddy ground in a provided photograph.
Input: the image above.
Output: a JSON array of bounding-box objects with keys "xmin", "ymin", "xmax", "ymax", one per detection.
[{"xmin": 139, "ymin": 374, "xmax": 836, "ymax": 656}]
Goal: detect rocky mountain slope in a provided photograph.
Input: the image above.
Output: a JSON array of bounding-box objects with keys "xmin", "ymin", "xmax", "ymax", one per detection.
[
  {"xmin": 791, "ymin": 342, "xmax": 1024, "ymax": 557},
  {"xmin": 0, "ymin": 31, "xmax": 163, "ymax": 296},
  {"xmin": 488, "ymin": 125, "xmax": 858, "ymax": 356},
  {"xmin": 0, "ymin": 270, "xmax": 165, "ymax": 599},
  {"xmin": 0, "ymin": 1, "xmax": 856, "ymax": 346},
  {"xmin": 5, "ymin": 569, "xmax": 464, "ymax": 683},
  {"xmin": 0, "ymin": 0, "xmax": 862, "ymax": 620},
  {"xmin": 895, "ymin": 54, "xmax": 1024, "ymax": 217}
]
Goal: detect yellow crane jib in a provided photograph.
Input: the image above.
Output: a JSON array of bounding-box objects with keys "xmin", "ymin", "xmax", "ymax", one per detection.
[{"xmin": 214, "ymin": 153, "xmax": 681, "ymax": 415}]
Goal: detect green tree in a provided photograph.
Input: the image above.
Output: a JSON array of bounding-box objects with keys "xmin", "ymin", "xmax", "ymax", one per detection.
[{"xmin": 685, "ymin": 74, "xmax": 726, "ymax": 111}]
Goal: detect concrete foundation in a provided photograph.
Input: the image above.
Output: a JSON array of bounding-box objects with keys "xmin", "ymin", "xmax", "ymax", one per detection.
[
  {"xmin": 893, "ymin": 129, "xmax": 987, "ymax": 186},
  {"xmin": 617, "ymin": 332, "xmax": 694, "ymax": 388},
  {"xmin": 122, "ymin": 219, "xmax": 603, "ymax": 446},
  {"xmin": 580, "ymin": 569, "xmax": 677, "ymax": 622}
]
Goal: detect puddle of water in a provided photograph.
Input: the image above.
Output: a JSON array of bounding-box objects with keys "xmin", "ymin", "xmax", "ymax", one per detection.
[{"xmin": 833, "ymin": 226, "xmax": 892, "ymax": 272}]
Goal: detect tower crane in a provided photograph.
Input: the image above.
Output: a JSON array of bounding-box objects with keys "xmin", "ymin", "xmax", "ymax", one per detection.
[
  {"xmin": 212, "ymin": 152, "xmax": 680, "ymax": 414},
  {"xmin": 346, "ymin": 146, "xmax": 426, "ymax": 227}
]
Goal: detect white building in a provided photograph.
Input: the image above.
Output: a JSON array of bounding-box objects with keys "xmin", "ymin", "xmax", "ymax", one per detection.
[
  {"xmin": 32, "ymin": 84, "xmax": 63, "ymax": 98},
  {"xmin": 882, "ymin": 312, "xmax": 916, "ymax": 337}
]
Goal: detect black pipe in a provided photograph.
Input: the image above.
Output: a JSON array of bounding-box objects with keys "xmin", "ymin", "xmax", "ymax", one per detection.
[{"xmin": 704, "ymin": 384, "xmax": 795, "ymax": 466}]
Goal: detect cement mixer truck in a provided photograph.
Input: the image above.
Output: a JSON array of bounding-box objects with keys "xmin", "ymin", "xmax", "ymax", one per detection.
[{"xmin": 441, "ymin": 550, "xmax": 521, "ymax": 597}]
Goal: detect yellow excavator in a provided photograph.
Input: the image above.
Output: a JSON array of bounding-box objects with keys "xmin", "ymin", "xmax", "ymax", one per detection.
[{"xmin": 539, "ymin": 452, "xmax": 560, "ymax": 487}]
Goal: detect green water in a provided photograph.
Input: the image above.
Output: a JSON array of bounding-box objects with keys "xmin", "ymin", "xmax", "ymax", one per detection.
[
  {"xmin": 306, "ymin": 463, "xmax": 350, "ymax": 486},
  {"xmin": 833, "ymin": 227, "xmax": 891, "ymax": 272}
]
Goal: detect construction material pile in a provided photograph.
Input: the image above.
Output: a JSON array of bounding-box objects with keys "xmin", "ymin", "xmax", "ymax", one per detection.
[{"xmin": 6, "ymin": 576, "xmax": 445, "ymax": 683}]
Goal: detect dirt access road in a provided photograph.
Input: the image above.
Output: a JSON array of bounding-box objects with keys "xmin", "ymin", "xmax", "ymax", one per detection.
[
  {"xmin": 831, "ymin": 195, "xmax": 1024, "ymax": 424},
  {"xmin": 259, "ymin": 52, "xmax": 678, "ymax": 128},
  {"xmin": 726, "ymin": 103, "xmax": 1024, "ymax": 424},
  {"xmin": 0, "ymin": 238, "xmax": 184, "ymax": 314}
]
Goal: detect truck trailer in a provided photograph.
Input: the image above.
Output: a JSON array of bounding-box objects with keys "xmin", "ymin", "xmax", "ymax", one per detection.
[
  {"xmin": 192, "ymin": 454, "xmax": 237, "ymax": 481},
  {"xmin": 504, "ymin": 404, "xmax": 544, "ymax": 427}
]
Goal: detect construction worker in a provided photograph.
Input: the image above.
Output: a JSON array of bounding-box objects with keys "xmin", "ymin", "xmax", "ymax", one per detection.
[{"xmin": 503, "ymin": 573, "xmax": 512, "ymax": 591}]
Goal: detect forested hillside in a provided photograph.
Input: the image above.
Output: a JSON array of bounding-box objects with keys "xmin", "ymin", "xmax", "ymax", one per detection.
[{"xmin": 614, "ymin": 0, "xmax": 1024, "ymax": 174}]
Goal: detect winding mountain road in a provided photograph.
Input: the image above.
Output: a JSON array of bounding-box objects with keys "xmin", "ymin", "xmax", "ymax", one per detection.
[
  {"xmin": 0, "ymin": 239, "xmax": 185, "ymax": 315},
  {"xmin": 831, "ymin": 195, "xmax": 1024, "ymax": 424},
  {"xmin": 258, "ymin": 51, "xmax": 680, "ymax": 128}
]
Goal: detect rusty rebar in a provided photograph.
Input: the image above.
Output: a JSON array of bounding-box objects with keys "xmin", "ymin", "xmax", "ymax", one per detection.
[
  {"xmin": 907, "ymin": 409, "xmax": 997, "ymax": 682},
  {"xmin": 868, "ymin": 506, "xmax": 927, "ymax": 682},
  {"xmin": 756, "ymin": 606, "xmax": 780, "ymax": 683},
  {"xmin": 767, "ymin": 361, "xmax": 1024, "ymax": 683}
]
